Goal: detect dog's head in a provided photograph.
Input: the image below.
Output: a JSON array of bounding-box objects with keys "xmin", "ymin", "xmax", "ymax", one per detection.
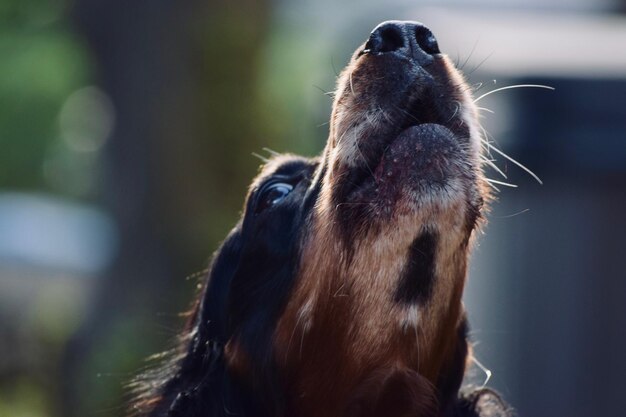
[{"xmin": 135, "ymin": 21, "xmax": 506, "ymax": 417}]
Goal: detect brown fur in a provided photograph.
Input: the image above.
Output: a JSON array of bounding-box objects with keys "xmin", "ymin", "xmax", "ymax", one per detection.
[{"xmin": 273, "ymin": 31, "xmax": 487, "ymax": 416}]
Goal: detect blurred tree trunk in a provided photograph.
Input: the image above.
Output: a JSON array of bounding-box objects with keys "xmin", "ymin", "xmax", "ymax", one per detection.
[{"xmin": 61, "ymin": 1, "xmax": 269, "ymax": 416}]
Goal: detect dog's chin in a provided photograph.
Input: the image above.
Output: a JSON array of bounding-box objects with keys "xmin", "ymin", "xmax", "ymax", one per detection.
[{"xmin": 344, "ymin": 123, "xmax": 470, "ymax": 215}]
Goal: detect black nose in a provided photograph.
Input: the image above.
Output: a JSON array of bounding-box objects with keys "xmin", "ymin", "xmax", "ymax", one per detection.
[{"xmin": 365, "ymin": 21, "xmax": 440, "ymax": 62}]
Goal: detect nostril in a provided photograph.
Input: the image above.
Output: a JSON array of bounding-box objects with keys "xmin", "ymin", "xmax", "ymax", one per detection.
[
  {"xmin": 414, "ymin": 26, "xmax": 440, "ymax": 55},
  {"xmin": 366, "ymin": 24, "xmax": 405, "ymax": 54}
]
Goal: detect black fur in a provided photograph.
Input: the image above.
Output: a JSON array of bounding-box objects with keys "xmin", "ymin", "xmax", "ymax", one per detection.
[
  {"xmin": 135, "ymin": 157, "xmax": 319, "ymax": 417},
  {"xmin": 395, "ymin": 231, "xmax": 438, "ymax": 305}
]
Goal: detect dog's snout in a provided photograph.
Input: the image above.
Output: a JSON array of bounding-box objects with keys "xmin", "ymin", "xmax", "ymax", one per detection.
[
  {"xmin": 365, "ymin": 21, "xmax": 439, "ymax": 64},
  {"xmin": 366, "ymin": 23, "xmax": 405, "ymax": 54},
  {"xmin": 413, "ymin": 24, "xmax": 440, "ymax": 55}
]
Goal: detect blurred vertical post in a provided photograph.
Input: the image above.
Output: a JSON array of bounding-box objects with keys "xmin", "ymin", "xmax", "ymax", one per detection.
[{"xmin": 62, "ymin": 1, "xmax": 269, "ymax": 415}]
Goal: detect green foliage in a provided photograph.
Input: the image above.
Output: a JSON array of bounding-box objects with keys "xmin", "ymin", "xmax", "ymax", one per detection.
[
  {"xmin": 0, "ymin": 3, "xmax": 345, "ymax": 417},
  {"xmin": 0, "ymin": 2, "xmax": 93, "ymax": 416},
  {"xmin": 258, "ymin": 21, "xmax": 337, "ymax": 157},
  {"xmin": 0, "ymin": 1, "xmax": 90, "ymax": 192},
  {"xmin": 0, "ymin": 378, "xmax": 49, "ymax": 417}
]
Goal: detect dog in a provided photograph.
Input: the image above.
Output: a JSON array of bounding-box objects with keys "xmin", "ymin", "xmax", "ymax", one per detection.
[{"xmin": 131, "ymin": 21, "xmax": 512, "ymax": 417}]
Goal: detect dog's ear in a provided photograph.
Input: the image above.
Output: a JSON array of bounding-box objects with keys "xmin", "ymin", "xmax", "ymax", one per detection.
[
  {"xmin": 131, "ymin": 227, "xmax": 255, "ymax": 417},
  {"xmin": 435, "ymin": 316, "xmax": 512, "ymax": 417},
  {"xmin": 436, "ymin": 315, "xmax": 471, "ymax": 415}
]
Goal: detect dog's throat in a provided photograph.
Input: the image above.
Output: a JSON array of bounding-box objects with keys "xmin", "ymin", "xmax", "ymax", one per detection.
[{"xmin": 273, "ymin": 216, "xmax": 470, "ymax": 417}]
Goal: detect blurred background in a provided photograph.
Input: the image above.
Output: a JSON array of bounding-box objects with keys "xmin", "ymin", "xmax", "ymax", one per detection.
[{"xmin": 0, "ymin": 0, "xmax": 624, "ymax": 416}]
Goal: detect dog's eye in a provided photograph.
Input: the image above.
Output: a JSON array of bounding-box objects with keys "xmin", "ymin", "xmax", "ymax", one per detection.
[{"xmin": 256, "ymin": 182, "xmax": 293, "ymax": 213}]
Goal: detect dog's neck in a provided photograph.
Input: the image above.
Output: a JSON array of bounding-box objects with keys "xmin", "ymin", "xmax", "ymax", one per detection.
[{"xmin": 273, "ymin": 204, "xmax": 472, "ymax": 417}]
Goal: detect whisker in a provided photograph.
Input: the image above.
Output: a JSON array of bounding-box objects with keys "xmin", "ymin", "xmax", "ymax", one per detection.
[
  {"xmin": 478, "ymin": 125, "xmax": 496, "ymax": 160},
  {"xmin": 252, "ymin": 152, "xmax": 270, "ymax": 163},
  {"xmin": 447, "ymin": 101, "xmax": 461, "ymax": 123},
  {"xmin": 485, "ymin": 181, "xmax": 500, "ymax": 192},
  {"xmin": 480, "ymin": 156, "xmax": 508, "ymax": 179},
  {"xmin": 391, "ymin": 104, "xmax": 420, "ymax": 124},
  {"xmin": 474, "ymin": 84, "xmax": 555, "ymax": 103},
  {"xmin": 472, "ymin": 81, "xmax": 485, "ymax": 92},
  {"xmin": 262, "ymin": 147, "xmax": 280, "ymax": 156},
  {"xmin": 336, "ymin": 126, "xmax": 350, "ymax": 145},
  {"xmin": 486, "ymin": 142, "xmax": 543, "ymax": 184},
  {"xmin": 459, "ymin": 37, "xmax": 480, "ymax": 70},
  {"xmin": 335, "ymin": 202, "xmax": 374, "ymax": 208},
  {"xmin": 485, "ymin": 178, "xmax": 517, "ymax": 188},
  {"xmin": 466, "ymin": 51, "xmax": 495, "ymax": 76},
  {"xmin": 355, "ymin": 133, "xmax": 375, "ymax": 180},
  {"xmin": 313, "ymin": 84, "xmax": 335, "ymax": 98},
  {"xmin": 285, "ymin": 306, "xmax": 308, "ymax": 363},
  {"xmin": 378, "ymin": 105, "xmax": 394, "ymax": 124},
  {"xmin": 453, "ymin": 50, "xmax": 460, "ymax": 68},
  {"xmin": 349, "ymin": 69, "xmax": 355, "ymax": 96},
  {"xmin": 330, "ymin": 55, "xmax": 339, "ymax": 77},
  {"xmin": 496, "ymin": 208, "xmax": 531, "ymax": 219},
  {"xmin": 471, "ymin": 357, "xmax": 492, "ymax": 388}
]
